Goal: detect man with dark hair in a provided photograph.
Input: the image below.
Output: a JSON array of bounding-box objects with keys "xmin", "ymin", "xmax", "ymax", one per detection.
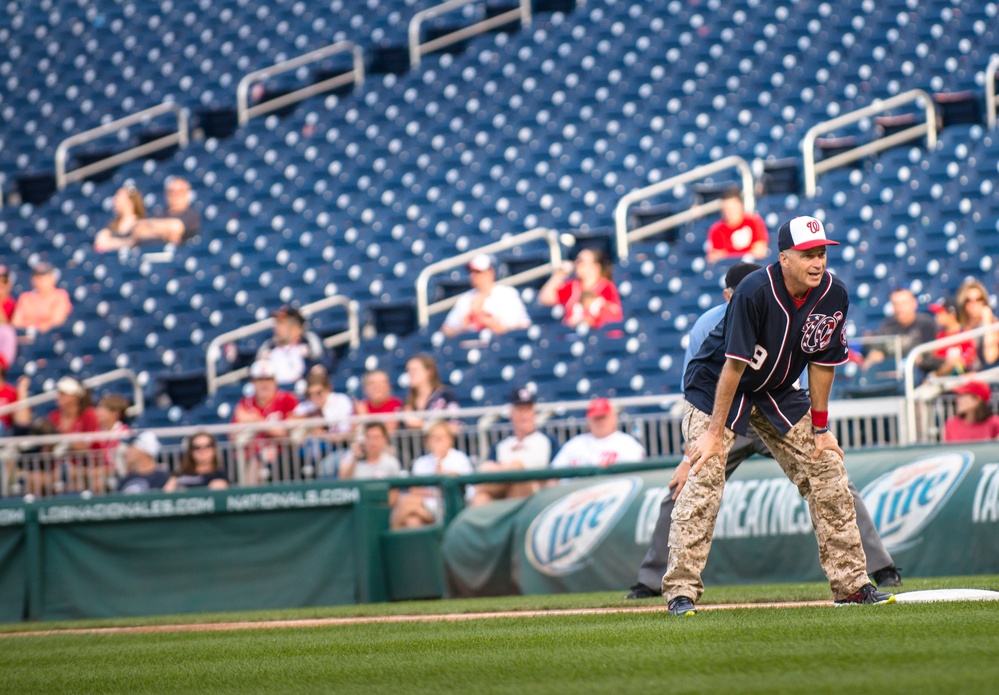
[
  {"xmin": 862, "ymin": 287, "xmax": 939, "ymax": 375},
  {"xmin": 256, "ymin": 305, "xmax": 327, "ymax": 386},
  {"xmin": 128, "ymin": 177, "xmax": 201, "ymax": 245},
  {"xmin": 663, "ymin": 217, "xmax": 895, "ymax": 616},
  {"xmin": 626, "ymin": 262, "xmax": 899, "ymax": 599},
  {"xmin": 704, "ymin": 187, "xmax": 769, "ymax": 263}
]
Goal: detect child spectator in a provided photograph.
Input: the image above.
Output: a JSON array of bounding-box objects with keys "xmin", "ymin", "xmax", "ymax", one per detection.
[
  {"xmin": 539, "ymin": 248, "xmax": 623, "ymax": 329},
  {"xmin": 354, "ymin": 369, "xmax": 404, "ymax": 432},
  {"xmin": 943, "ymin": 381, "xmax": 999, "ymax": 442},
  {"xmin": 164, "ymin": 432, "xmax": 230, "ymax": 491},
  {"xmin": 11, "ymin": 262, "xmax": 73, "ymax": 334},
  {"xmin": 93, "ymin": 186, "xmax": 146, "ymax": 253},
  {"xmin": 704, "ymin": 187, "xmax": 769, "ymax": 263},
  {"xmin": 391, "ymin": 421, "xmax": 473, "ymax": 529},
  {"xmin": 93, "ymin": 393, "xmax": 132, "ymax": 490},
  {"xmin": 928, "ymin": 298, "xmax": 977, "ymax": 376}
]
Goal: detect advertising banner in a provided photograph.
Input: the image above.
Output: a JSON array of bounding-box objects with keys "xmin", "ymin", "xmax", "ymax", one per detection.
[
  {"xmin": 0, "ymin": 506, "xmax": 25, "ymax": 623},
  {"xmin": 444, "ymin": 443, "xmax": 999, "ymax": 595}
]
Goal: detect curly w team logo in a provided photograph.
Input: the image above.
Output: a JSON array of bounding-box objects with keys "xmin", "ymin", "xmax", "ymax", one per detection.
[
  {"xmin": 861, "ymin": 452, "xmax": 972, "ymax": 551},
  {"xmin": 526, "ymin": 477, "xmax": 641, "ymax": 576},
  {"xmin": 800, "ymin": 311, "xmax": 843, "ymax": 353}
]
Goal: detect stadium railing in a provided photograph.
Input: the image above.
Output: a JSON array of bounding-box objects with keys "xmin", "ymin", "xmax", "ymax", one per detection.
[
  {"xmin": 0, "ymin": 393, "xmax": 908, "ymax": 499},
  {"xmin": 235, "ymin": 40, "xmax": 365, "ymax": 127},
  {"xmin": 408, "ymin": 0, "xmax": 532, "ymax": 68},
  {"xmin": 613, "ymin": 154, "xmax": 755, "ymax": 260},
  {"xmin": 801, "ymin": 88, "xmax": 939, "ymax": 198},
  {"xmin": 54, "ymin": 101, "xmax": 189, "ymax": 190}
]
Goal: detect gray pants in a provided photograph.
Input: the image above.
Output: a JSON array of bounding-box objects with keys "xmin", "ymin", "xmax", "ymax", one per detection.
[{"xmin": 635, "ymin": 429, "xmax": 894, "ymax": 593}]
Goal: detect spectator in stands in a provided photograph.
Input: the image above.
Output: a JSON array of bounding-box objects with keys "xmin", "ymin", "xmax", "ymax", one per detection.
[
  {"xmin": 550, "ymin": 397, "xmax": 645, "ymax": 468},
  {"xmin": 0, "ymin": 265, "xmax": 15, "ymax": 322},
  {"xmin": 470, "ymin": 387, "xmax": 557, "ymax": 506},
  {"xmin": 354, "ymin": 369, "xmax": 404, "ymax": 432},
  {"xmin": 441, "ymin": 254, "xmax": 531, "ymax": 337},
  {"xmin": 93, "ymin": 393, "xmax": 132, "ymax": 489},
  {"xmin": 117, "ymin": 432, "xmax": 169, "ymax": 494},
  {"xmin": 256, "ymin": 305, "xmax": 327, "ymax": 386},
  {"xmin": 861, "ymin": 288, "xmax": 938, "ymax": 375},
  {"xmin": 11, "ymin": 262, "xmax": 72, "ymax": 334},
  {"xmin": 128, "ymin": 177, "xmax": 201, "ymax": 245},
  {"xmin": 0, "ymin": 266, "xmax": 17, "ymax": 369},
  {"xmin": 539, "ymin": 248, "xmax": 623, "ymax": 329},
  {"xmin": 231, "ymin": 360, "xmax": 299, "ymax": 483},
  {"xmin": 704, "ymin": 187, "xmax": 769, "ymax": 263},
  {"xmin": 338, "ymin": 422, "xmax": 403, "ymax": 481},
  {"xmin": 48, "ymin": 376, "xmax": 101, "ymax": 492},
  {"xmin": 928, "ymin": 298, "xmax": 977, "ymax": 376},
  {"xmin": 164, "ymin": 432, "xmax": 230, "ymax": 491},
  {"xmin": 93, "ymin": 186, "xmax": 147, "ymax": 253},
  {"xmin": 403, "ymin": 353, "xmax": 459, "ymax": 430},
  {"xmin": 943, "ymin": 380, "xmax": 999, "ymax": 442},
  {"xmin": 391, "ymin": 421, "xmax": 473, "ymax": 529},
  {"xmin": 956, "ymin": 279, "xmax": 999, "ymax": 369},
  {"xmin": 0, "ymin": 367, "xmax": 28, "ymax": 436}
]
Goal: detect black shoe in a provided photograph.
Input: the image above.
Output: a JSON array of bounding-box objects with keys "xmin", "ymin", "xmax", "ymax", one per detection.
[
  {"xmin": 835, "ymin": 583, "xmax": 897, "ymax": 606},
  {"xmin": 625, "ymin": 583, "xmax": 660, "ymax": 600},
  {"xmin": 667, "ymin": 596, "xmax": 697, "ymax": 616},
  {"xmin": 872, "ymin": 565, "xmax": 902, "ymax": 588}
]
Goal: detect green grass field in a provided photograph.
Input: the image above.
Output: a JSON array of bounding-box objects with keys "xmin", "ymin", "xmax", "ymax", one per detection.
[{"xmin": 3, "ymin": 575, "xmax": 999, "ymax": 694}]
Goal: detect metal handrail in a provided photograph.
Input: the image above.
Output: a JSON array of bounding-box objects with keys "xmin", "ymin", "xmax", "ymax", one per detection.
[
  {"xmin": 613, "ymin": 155, "xmax": 754, "ymax": 260},
  {"xmin": 415, "ymin": 227, "xmax": 563, "ymax": 327},
  {"xmin": 205, "ymin": 295, "xmax": 361, "ymax": 395},
  {"xmin": 986, "ymin": 54, "xmax": 999, "ymax": 130},
  {"xmin": 802, "ymin": 89, "xmax": 938, "ymax": 198},
  {"xmin": 0, "ymin": 368, "xmax": 144, "ymax": 419},
  {"xmin": 54, "ymin": 102, "xmax": 189, "ymax": 190},
  {"xmin": 236, "ymin": 40, "xmax": 364, "ymax": 127},
  {"xmin": 409, "ymin": 0, "xmax": 531, "ymax": 68},
  {"xmin": 901, "ymin": 323, "xmax": 999, "ymax": 443}
]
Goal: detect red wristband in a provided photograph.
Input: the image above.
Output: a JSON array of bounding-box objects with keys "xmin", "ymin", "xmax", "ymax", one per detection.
[{"xmin": 811, "ymin": 409, "xmax": 829, "ymax": 429}]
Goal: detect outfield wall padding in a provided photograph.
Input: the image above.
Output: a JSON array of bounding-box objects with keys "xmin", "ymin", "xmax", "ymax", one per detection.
[
  {"xmin": 443, "ymin": 444, "xmax": 999, "ymax": 595},
  {"xmin": 0, "ymin": 510, "xmax": 26, "ymax": 622}
]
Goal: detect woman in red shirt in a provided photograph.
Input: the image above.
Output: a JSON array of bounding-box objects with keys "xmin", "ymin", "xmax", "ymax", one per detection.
[
  {"xmin": 539, "ymin": 248, "xmax": 623, "ymax": 329},
  {"xmin": 943, "ymin": 380, "xmax": 999, "ymax": 442},
  {"xmin": 44, "ymin": 377, "xmax": 101, "ymax": 494}
]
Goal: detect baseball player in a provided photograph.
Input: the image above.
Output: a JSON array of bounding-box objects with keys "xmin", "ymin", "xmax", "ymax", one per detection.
[
  {"xmin": 663, "ymin": 217, "xmax": 896, "ymax": 616},
  {"xmin": 626, "ymin": 262, "xmax": 900, "ymax": 599}
]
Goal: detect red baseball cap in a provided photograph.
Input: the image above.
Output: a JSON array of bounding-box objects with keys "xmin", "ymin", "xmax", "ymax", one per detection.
[
  {"xmin": 586, "ymin": 397, "xmax": 614, "ymax": 418},
  {"xmin": 953, "ymin": 380, "xmax": 992, "ymax": 402}
]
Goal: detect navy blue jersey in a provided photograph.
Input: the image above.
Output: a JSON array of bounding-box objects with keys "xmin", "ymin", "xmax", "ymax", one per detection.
[{"xmin": 683, "ymin": 263, "xmax": 849, "ymax": 435}]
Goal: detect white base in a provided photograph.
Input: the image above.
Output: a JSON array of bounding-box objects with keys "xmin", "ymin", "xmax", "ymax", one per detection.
[{"xmin": 893, "ymin": 589, "xmax": 999, "ymax": 604}]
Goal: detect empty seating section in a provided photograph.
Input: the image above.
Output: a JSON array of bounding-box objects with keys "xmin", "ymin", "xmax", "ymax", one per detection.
[{"xmin": 1, "ymin": 0, "xmax": 998, "ymax": 427}]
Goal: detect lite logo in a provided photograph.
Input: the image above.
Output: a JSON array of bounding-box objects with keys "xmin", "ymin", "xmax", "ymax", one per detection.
[
  {"xmin": 860, "ymin": 452, "xmax": 972, "ymax": 551},
  {"xmin": 526, "ymin": 477, "xmax": 641, "ymax": 576}
]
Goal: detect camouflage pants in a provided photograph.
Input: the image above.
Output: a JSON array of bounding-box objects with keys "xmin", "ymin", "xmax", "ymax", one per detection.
[{"xmin": 662, "ymin": 404, "xmax": 869, "ymax": 602}]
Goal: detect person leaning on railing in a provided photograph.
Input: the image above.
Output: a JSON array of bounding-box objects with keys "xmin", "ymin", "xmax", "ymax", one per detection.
[
  {"xmin": 164, "ymin": 432, "xmax": 230, "ymax": 492},
  {"xmin": 391, "ymin": 421, "xmax": 473, "ymax": 530}
]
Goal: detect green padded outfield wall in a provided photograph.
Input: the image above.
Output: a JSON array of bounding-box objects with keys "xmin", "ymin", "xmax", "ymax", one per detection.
[
  {"xmin": 0, "ymin": 507, "xmax": 26, "ymax": 622},
  {"xmin": 442, "ymin": 443, "xmax": 999, "ymax": 595},
  {"xmin": 1, "ymin": 482, "xmax": 390, "ymax": 621}
]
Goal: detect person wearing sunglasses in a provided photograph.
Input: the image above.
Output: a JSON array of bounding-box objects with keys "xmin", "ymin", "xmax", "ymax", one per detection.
[{"xmin": 164, "ymin": 432, "xmax": 229, "ymax": 491}]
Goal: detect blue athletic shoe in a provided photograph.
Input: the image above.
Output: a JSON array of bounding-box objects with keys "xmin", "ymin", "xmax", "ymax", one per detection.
[
  {"xmin": 667, "ymin": 596, "xmax": 698, "ymax": 616},
  {"xmin": 835, "ymin": 583, "xmax": 897, "ymax": 606}
]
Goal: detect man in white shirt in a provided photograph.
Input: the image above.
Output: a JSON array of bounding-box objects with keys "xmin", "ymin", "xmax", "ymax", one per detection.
[
  {"xmin": 551, "ymin": 397, "xmax": 646, "ymax": 468},
  {"xmin": 256, "ymin": 305, "xmax": 327, "ymax": 386},
  {"xmin": 471, "ymin": 387, "xmax": 558, "ymax": 505},
  {"xmin": 441, "ymin": 254, "xmax": 531, "ymax": 337}
]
